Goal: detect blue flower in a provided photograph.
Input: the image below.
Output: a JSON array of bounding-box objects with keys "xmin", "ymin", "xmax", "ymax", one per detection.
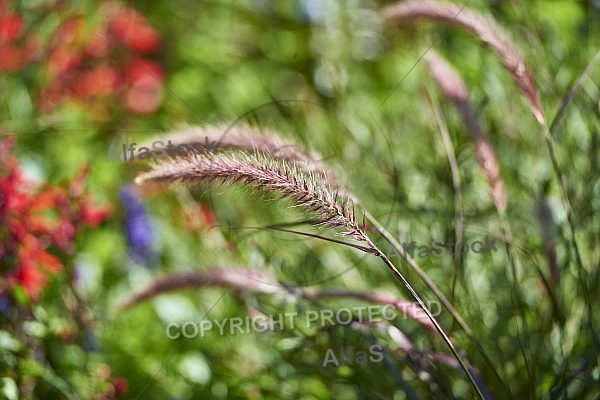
[
  {"xmin": 120, "ymin": 184, "xmax": 155, "ymax": 266},
  {"xmin": 0, "ymin": 295, "xmax": 10, "ymax": 317}
]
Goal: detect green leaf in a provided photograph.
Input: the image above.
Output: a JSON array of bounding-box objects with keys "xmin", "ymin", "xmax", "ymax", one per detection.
[{"xmin": 0, "ymin": 377, "xmax": 18, "ymax": 400}]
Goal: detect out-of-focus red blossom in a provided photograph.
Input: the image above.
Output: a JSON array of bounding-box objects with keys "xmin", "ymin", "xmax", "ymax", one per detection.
[
  {"xmin": 121, "ymin": 59, "xmax": 164, "ymax": 114},
  {"xmin": 0, "ymin": 8, "xmax": 40, "ymax": 72},
  {"xmin": 112, "ymin": 377, "xmax": 129, "ymax": 397},
  {"xmin": 12, "ymin": 235, "xmax": 63, "ymax": 301},
  {"xmin": 38, "ymin": 1, "xmax": 164, "ymax": 115},
  {"xmin": 123, "ymin": 83, "xmax": 163, "ymax": 115},
  {"xmin": 48, "ymin": 48, "xmax": 82, "ymax": 79},
  {"xmin": 0, "ymin": 13, "xmax": 24, "ymax": 43},
  {"xmin": 80, "ymin": 195, "xmax": 113, "ymax": 227},
  {"xmin": 0, "ymin": 37, "xmax": 40, "ymax": 72},
  {"xmin": 97, "ymin": 370, "xmax": 128, "ymax": 398},
  {"xmin": 72, "ymin": 66, "xmax": 120, "ymax": 99},
  {"xmin": 84, "ymin": 31, "xmax": 110, "ymax": 58},
  {"xmin": 183, "ymin": 204, "xmax": 218, "ymax": 232},
  {"xmin": 0, "ymin": 45, "xmax": 27, "ymax": 71},
  {"xmin": 123, "ymin": 59, "xmax": 164, "ymax": 86},
  {"xmin": 108, "ymin": 10, "xmax": 160, "ymax": 53},
  {"xmin": 37, "ymin": 84, "xmax": 63, "ymax": 111},
  {"xmin": 52, "ymin": 17, "xmax": 84, "ymax": 47},
  {"xmin": 0, "ymin": 137, "xmax": 112, "ymax": 302},
  {"xmin": 199, "ymin": 205, "xmax": 218, "ymax": 227}
]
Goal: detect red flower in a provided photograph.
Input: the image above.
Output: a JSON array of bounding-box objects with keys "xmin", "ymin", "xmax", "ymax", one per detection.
[
  {"xmin": 47, "ymin": 48, "xmax": 82, "ymax": 79},
  {"xmin": 38, "ymin": 84, "xmax": 63, "ymax": 111},
  {"xmin": 84, "ymin": 31, "xmax": 110, "ymax": 58},
  {"xmin": 112, "ymin": 377, "xmax": 129, "ymax": 397},
  {"xmin": 123, "ymin": 84, "xmax": 163, "ymax": 115},
  {"xmin": 121, "ymin": 59, "xmax": 164, "ymax": 114},
  {"xmin": 32, "ymin": 3, "xmax": 164, "ymax": 115},
  {"xmin": 0, "ymin": 8, "xmax": 40, "ymax": 73},
  {"xmin": 0, "ymin": 162, "xmax": 30, "ymax": 216},
  {"xmin": 123, "ymin": 59, "xmax": 164, "ymax": 86},
  {"xmin": 109, "ymin": 11, "xmax": 160, "ymax": 53},
  {"xmin": 72, "ymin": 66, "xmax": 120, "ymax": 98},
  {"xmin": 29, "ymin": 187, "xmax": 61, "ymax": 211},
  {"xmin": 0, "ymin": 137, "xmax": 112, "ymax": 302},
  {"xmin": 127, "ymin": 23, "xmax": 160, "ymax": 53},
  {"xmin": 49, "ymin": 219, "xmax": 76, "ymax": 253},
  {"xmin": 0, "ymin": 45, "xmax": 27, "ymax": 72},
  {"xmin": 79, "ymin": 196, "xmax": 112, "ymax": 227},
  {"xmin": 12, "ymin": 235, "xmax": 62, "ymax": 301},
  {"xmin": 0, "ymin": 13, "xmax": 24, "ymax": 43},
  {"xmin": 52, "ymin": 18, "xmax": 84, "ymax": 48}
]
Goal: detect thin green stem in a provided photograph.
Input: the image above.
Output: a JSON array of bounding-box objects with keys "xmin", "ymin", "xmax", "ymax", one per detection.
[
  {"xmin": 540, "ymin": 121, "xmax": 597, "ymax": 348},
  {"xmin": 364, "ymin": 210, "xmax": 511, "ymax": 395},
  {"xmin": 430, "ymin": 98, "xmax": 464, "ymax": 303},
  {"xmin": 497, "ymin": 216, "xmax": 535, "ymax": 399},
  {"xmin": 361, "ymin": 232, "xmax": 486, "ymax": 400},
  {"xmin": 364, "ymin": 210, "xmax": 472, "ymax": 334}
]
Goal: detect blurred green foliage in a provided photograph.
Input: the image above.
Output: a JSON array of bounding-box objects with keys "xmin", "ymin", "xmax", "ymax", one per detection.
[{"xmin": 1, "ymin": 0, "xmax": 600, "ymax": 399}]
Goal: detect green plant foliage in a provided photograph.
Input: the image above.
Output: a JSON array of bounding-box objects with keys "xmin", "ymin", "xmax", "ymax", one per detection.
[{"xmin": 1, "ymin": 0, "xmax": 599, "ymax": 399}]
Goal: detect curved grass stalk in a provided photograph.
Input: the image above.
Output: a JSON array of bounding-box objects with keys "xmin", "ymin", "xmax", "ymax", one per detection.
[
  {"xmin": 135, "ymin": 151, "xmax": 364, "ymax": 241},
  {"xmin": 135, "ymin": 150, "xmax": 486, "ymax": 399},
  {"xmin": 363, "ymin": 209, "xmax": 509, "ymax": 396},
  {"xmin": 381, "ymin": 0, "xmax": 544, "ymax": 124},
  {"xmin": 424, "ymin": 52, "xmax": 520, "ymax": 393},
  {"xmin": 362, "ymin": 234, "xmax": 486, "ymax": 400},
  {"xmin": 141, "ymin": 125, "xmax": 482, "ymax": 343},
  {"xmin": 424, "ymin": 51, "xmax": 507, "ymax": 213},
  {"xmin": 428, "ymin": 95, "xmax": 465, "ymax": 303},
  {"xmin": 122, "ymin": 267, "xmax": 490, "ymax": 396},
  {"xmin": 161, "ymin": 124, "xmax": 480, "ymax": 331}
]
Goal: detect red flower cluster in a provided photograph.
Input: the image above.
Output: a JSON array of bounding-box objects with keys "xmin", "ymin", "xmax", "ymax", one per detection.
[
  {"xmin": 0, "ymin": 5, "xmax": 41, "ymax": 72},
  {"xmin": 39, "ymin": 1, "xmax": 164, "ymax": 115},
  {"xmin": 94, "ymin": 364, "xmax": 129, "ymax": 399},
  {"xmin": 0, "ymin": 137, "xmax": 112, "ymax": 302}
]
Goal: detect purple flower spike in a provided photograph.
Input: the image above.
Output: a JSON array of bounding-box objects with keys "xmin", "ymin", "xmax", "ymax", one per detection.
[{"xmin": 120, "ymin": 184, "xmax": 155, "ymax": 266}]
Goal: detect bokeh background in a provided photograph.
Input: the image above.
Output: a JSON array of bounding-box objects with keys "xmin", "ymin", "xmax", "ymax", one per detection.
[{"xmin": 1, "ymin": 0, "xmax": 599, "ymax": 398}]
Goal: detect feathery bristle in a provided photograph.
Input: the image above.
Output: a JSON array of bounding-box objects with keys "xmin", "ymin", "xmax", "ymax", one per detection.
[
  {"xmin": 135, "ymin": 151, "xmax": 366, "ymax": 241},
  {"xmin": 136, "ymin": 123, "xmax": 342, "ymax": 187},
  {"xmin": 381, "ymin": 1, "xmax": 544, "ymax": 124},
  {"xmin": 138, "ymin": 123, "xmax": 321, "ymax": 164}
]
